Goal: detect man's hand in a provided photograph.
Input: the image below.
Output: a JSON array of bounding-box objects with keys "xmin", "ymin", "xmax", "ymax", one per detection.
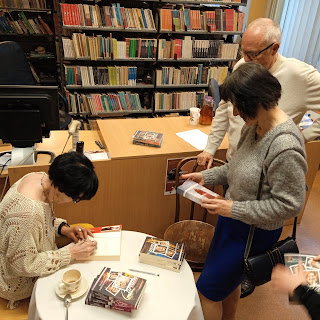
[
  {"xmin": 271, "ymin": 260, "xmax": 307, "ymax": 295},
  {"xmin": 197, "ymin": 151, "xmax": 214, "ymax": 169},
  {"xmin": 201, "ymin": 198, "xmax": 233, "ymax": 217}
]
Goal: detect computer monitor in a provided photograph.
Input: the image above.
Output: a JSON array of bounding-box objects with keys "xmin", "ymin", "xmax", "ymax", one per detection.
[{"xmin": 0, "ymin": 85, "xmax": 59, "ymax": 166}]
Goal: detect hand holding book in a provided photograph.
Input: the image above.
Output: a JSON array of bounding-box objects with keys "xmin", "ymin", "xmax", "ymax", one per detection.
[{"xmin": 180, "ymin": 172, "xmax": 204, "ymax": 185}]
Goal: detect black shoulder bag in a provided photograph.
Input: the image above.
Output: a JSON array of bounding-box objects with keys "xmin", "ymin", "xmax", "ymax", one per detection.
[{"xmin": 243, "ymin": 132, "xmax": 301, "ymax": 286}]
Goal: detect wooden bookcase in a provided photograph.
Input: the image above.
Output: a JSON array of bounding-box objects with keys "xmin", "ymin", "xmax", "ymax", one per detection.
[
  {"xmin": 0, "ymin": 0, "xmax": 59, "ymax": 85},
  {"xmin": 55, "ymin": 0, "xmax": 247, "ymax": 118}
]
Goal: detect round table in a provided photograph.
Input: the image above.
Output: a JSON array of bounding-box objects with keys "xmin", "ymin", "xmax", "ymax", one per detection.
[{"xmin": 28, "ymin": 231, "xmax": 204, "ymax": 320}]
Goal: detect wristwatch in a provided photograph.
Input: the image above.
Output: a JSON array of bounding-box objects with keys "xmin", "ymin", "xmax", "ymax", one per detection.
[{"xmin": 58, "ymin": 221, "xmax": 70, "ymax": 236}]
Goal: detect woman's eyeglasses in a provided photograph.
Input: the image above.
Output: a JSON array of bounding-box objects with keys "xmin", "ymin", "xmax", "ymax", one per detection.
[
  {"xmin": 240, "ymin": 43, "xmax": 275, "ymax": 60},
  {"xmin": 73, "ymin": 197, "xmax": 82, "ymax": 204}
]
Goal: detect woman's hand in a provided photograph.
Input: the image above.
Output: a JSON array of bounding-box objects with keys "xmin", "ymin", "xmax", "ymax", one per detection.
[
  {"xmin": 61, "ymin": 225, "xmax": 93, "ymax": 243},
  {"xmin": 68, "ymin": 239, "xmax": 98, "ymax": 260},
  {"xmin": 180, "ymin": 172, "xmax": 204, "ymax": 185},
  {"xmin": 271, "ymin": 260, "xmax": 307, "ymax": 295},
  {"xmin": 201, "ymin": 198, "xmax": 233, "ymax": 217}
]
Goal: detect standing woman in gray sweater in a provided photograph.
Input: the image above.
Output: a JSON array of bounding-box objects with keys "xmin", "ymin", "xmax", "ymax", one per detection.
[{"xmin": 182, "ymin": 62, "xmax": 307, "ymax": 320}]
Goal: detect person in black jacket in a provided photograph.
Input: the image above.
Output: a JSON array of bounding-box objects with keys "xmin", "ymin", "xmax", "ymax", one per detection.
[{"xmin": 271, "ymin": 256, "xmax": 320, "ymax": 320}]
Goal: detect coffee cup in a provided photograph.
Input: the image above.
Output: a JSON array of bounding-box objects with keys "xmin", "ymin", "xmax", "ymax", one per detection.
[
  {"xmin": 190, "ymin": 107, "xmax": 200, "ymax": 125},
  {"xmin": 58, "ymin": 269, "xmax": 81, "ymax": 293}
]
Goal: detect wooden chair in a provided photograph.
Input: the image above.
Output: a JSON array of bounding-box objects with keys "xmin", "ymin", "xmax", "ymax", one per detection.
[{"xmin": 164, "ymin": 156, "xmax": 225, "ymax": 271}]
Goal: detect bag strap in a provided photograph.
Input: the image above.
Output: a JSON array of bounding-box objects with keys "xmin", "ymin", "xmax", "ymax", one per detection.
[{"xmin": 244, "ymin": 131, "xmax": 301, "ymax": 262}]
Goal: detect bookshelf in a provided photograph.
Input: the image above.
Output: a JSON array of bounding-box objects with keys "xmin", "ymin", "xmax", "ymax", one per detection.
[
  {"xmin": 0, "ymin": 0, "xmax": 59, "ymax": 85},
  {"xmin": 56, "ymin": 0, "xmax": 247, "ymax": 117}
]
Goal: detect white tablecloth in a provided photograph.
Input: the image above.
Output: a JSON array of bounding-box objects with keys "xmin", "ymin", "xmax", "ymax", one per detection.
[{"xmin": 28, "ymin": 231, "xmax": 204, "ymax": 320}]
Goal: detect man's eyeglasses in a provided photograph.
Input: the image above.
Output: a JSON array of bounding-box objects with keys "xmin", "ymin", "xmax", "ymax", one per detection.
[{"xmin": 240, "ymin": 42, "xmax": 275, "ymax": 60}]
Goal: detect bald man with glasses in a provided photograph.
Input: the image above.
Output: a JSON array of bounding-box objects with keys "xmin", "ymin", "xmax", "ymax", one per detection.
[{"xmin": 198, "ymin": 17, "xmax": 320, "ymax": 169}]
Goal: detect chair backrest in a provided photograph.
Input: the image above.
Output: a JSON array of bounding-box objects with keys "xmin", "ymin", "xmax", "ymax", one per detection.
[
  {"xmin": 164, "ymin": 156, "xmax": 225, "ymax": 271},
  {"xmin": 0, "ymin": 41, "xmax": 35, "ymax": 85}
]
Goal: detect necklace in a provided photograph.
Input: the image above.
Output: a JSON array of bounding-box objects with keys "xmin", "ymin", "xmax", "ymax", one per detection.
[{"xmin": 41, "ymin": 173, "xmax": 56, "ymax": 226}]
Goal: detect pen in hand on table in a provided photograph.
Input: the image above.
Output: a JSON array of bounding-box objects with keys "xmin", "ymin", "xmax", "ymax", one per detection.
[{"xmin": 129, "ymin": 269, "xmax": 160, "ymax": 277}]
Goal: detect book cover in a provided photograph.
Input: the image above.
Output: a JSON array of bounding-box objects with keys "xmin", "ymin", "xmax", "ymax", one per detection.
[
  {"xmin": 177, "ymin": 180, "xmax": 220, "ymax": 205},
  {"xmin": 132, "ymin": 130, "xmax": 163, "ymax": 148},
  {"xmin": 285, "ymin": 253, "xmax": 320, "ymax": 290},
  {"xmin": 91, "ymin": 267, "xmax": 147, "ymax": 309},
  {"xmin": 139, "ymin": 236, "xmax": 185, "ymax": 271},
  {"xmin": 75, "ymin": 225, "xmax": 122, "ymax": 261}
]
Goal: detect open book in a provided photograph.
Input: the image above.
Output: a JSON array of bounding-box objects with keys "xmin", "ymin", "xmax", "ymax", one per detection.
[
  {"xmin": 75, "ymin": 225, "xmax": 122, "ymax": 261},
  {"xmin": 177, "ymin": 180, "xmax": 220, "ymax": 205}
]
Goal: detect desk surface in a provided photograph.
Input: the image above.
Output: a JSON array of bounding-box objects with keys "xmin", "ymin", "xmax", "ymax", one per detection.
[
  {"xmin": 29, "ymin": 231, "xmax": 204, "ymax": 320},
  {"xmin": 97, "ymin": 117, "xmax": 228, "ymax": 159}
]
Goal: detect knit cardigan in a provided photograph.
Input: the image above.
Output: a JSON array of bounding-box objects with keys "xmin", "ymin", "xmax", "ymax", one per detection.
[
  {"xmin": 0, "ymin": 173, "xmax": 71, "ymax": 306},
  {"xmin": 202, "ymin": 119, "xmax": 307, "ymax": 230}
]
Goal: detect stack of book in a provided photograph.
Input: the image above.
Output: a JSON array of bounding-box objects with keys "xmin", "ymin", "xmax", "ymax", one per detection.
[
  {"xmin": 85, "ymin": 267, "xmax": 147, "ymax": 313},
  {"xmin": 139, "ymin": 236, "xmax": 185, "ymax": 272}
]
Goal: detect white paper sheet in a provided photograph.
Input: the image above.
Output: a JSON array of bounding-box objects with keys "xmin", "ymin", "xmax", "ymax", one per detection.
[{"xmin": 176, "ymin": 129, "xmax": 208, "ymax": 150}]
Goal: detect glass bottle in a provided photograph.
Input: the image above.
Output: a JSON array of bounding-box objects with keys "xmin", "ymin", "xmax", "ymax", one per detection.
[{"xmin": 199, "ymin": 96, "xmax": 214, "ymax": 125}]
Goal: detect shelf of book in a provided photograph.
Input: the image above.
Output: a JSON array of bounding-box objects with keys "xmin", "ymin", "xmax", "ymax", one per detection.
[
  {"xmin": 158, "ymin": 1, "xmax": 247, "ymax": 5},
  {"xmin": 156, "ymin": 84, "xmax": 208, "ymax": 88},
  {"xmin": 0, "ymin": 0, "xmax": 59, "ymax": 85},
  {"xmin": 64, "ymin": 58, "xmax": 156, "ymax": 62},
  {"xmin": 159, "ymin": 30, "xmax": 243, "ymax": 35},
  {"xmin": 153, "ymin": 109, "xmax": 190, "ymax": 113},
  {"xmin": 56, "ymin": 0, "xmax": 245, "ymax": 117},
  {"xmin": 62, "ymin": 26, "xmax": 158, "ymax": 33},
  {"xmin": 66, "ymin": 84, "xmax": 154, "ymax": 89},
  {"xmin": 0, "ymin": 7, "xmax": 52, "ymax": 12},
  {"xmin": 158, "ymin": 58, "xmax": 237, "ymax": 62}
]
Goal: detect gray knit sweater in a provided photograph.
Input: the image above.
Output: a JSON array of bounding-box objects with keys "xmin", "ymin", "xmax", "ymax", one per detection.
[{"xmin": 202, "ymin": 119, "xmax": 307, "ymax": 230}]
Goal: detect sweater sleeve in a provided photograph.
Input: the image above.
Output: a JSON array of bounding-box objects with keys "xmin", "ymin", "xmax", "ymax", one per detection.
[
  {"xmin": 301, "ymin": 66, "xmax": 320, "ymax": 142},
  {"xmin": 294, "ymin": 286, "xmax": 320, "ymax": 320},
  {"xmin": 231, "ymin": 149, "xmax": 307, "ymax": 227},
  {"xmin": 5, "ymin": 211, "xmax": 71, "ymax": 278},
  {"xmin": 202, "ymin": 161, "xmax": 230, "ymax": 186}
]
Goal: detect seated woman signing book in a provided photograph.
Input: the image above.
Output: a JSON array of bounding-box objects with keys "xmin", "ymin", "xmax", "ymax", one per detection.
[
  {"xmin": 0, "ymin": 152, "xmax": 98, "ymax": 309},
  {"xmin": 181, "ymin": 62, "xmax": 307, "ymax": 320}
]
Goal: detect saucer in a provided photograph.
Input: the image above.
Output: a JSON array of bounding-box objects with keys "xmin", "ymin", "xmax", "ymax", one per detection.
[{"xmin": 55, "ymin": 277, "xmax": 88, "ymax": 300}]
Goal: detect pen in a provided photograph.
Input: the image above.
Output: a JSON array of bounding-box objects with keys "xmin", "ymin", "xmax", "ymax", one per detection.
[
  {"xmin": 129, "ymin": 269, "xmax": 160, "ymax": 277},
  {"xmin": 95, "ymin": 140, "xmax": 104, "ymax": 149}
]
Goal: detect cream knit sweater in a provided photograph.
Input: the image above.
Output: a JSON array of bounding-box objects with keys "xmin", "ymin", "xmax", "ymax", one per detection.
[
  {"xmin": 0, "ymin": 173, "xmax": 71, "ymax": 307},
  {"xmin": 205, "ymin": 54, "xmax": 320, "ymax": 161}
]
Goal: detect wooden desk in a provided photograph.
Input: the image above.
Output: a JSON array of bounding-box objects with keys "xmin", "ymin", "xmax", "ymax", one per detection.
[
  {"xmin": 6, "ymin": 117, "xmax": 227, "ymax": 238},
  {"xmin": 5, "ymin": 117, "xmax": 318, "ymax": 237}
]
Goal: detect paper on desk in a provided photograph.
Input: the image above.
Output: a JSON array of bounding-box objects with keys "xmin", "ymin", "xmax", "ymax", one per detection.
[
  {"xmin": 176, "ymin": 129, "xmax": 208, "ymax": 150},
  {"xmin": 84, "ymin": 151, "xmax": 109, "ymax": 161}
]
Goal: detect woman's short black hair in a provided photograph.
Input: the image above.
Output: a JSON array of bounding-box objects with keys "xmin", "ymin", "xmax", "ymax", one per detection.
[
  {"xmin": 220, "ymin": 62, "xmax": 282, "ymax": 119},
  {"xmin": 48, "ymin": 152, "xmax": 98, "ymax": 201}
]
